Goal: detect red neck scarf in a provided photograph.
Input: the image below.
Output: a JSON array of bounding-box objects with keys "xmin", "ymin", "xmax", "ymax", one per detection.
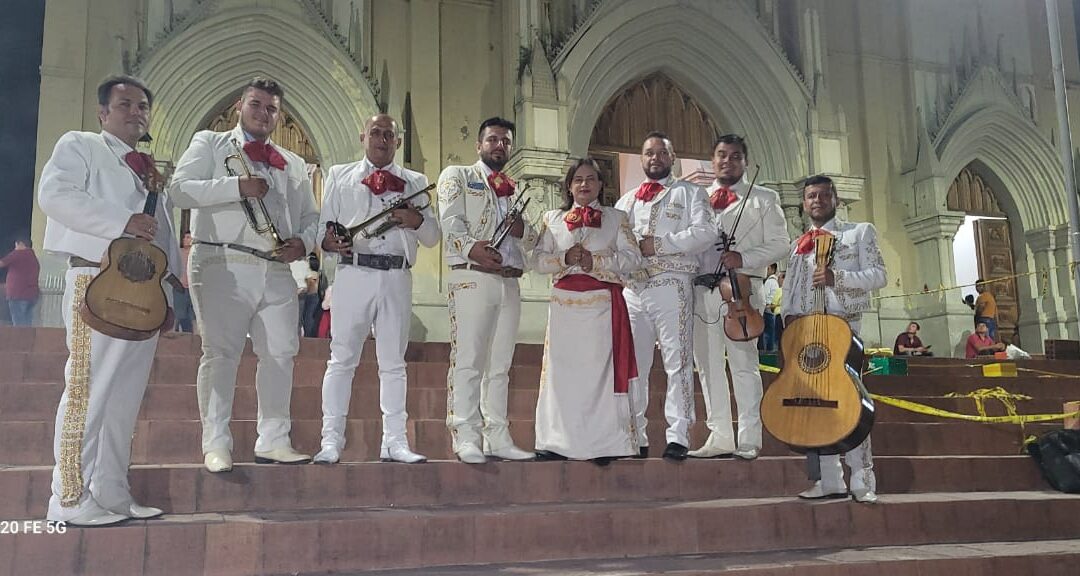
[
  {"xmin": 243, "ymin": 140, "xmax": 287, "ymax": 170},
  {"xmin": 362, "ymin": 169, "xmax": 406, "ymax": 195},
  {"xmin": 488, "ymin": 171, "xmax": 516, "ymax": 197},
  {"xmin": 635, "ymin": 181, "xmax": 663, "ymax": 202},
  {"xmin": 552, "ymin": 274, "xmax": 638, "ymax": 393},
  {"xmin": 564, "ymin": 205, "xmax": 602, "ymax": 231},
  {"xmin": 795, "ymin": 228, "xmax": 833, "ymax": 255},
  {"xmin": 124, "ymin": 151, "xmax": 154, "ymax": 179},
  {"xmin": 710, "ymin": 186, "xmax": 738, "ymax": 211}
]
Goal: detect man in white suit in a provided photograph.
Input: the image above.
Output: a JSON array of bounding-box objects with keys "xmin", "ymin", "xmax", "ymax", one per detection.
[
  {"xmin": 39, "ymin": 75, "xmax": 180, "ymax": 525},
  {"xmin": 438, "ymin": 117, "xmax": 539, "ymax": 464},
  {"xmin": 782, "ymin": 174, "xmax": 887, "ymax": 504},
  {"xmin": 615, "ymin": 132, "xmax": 717, "ymax": 460},
  {"xmin": 171, "ymin": 77, "xmax": 319, "ymax": 472},
  {"xmin": 690, "ymin": 135, "xmax": 790, "ymax": 460},
  {"xmin": 315, "ymin": 113, "xmax": 439, "ymax": 464}
]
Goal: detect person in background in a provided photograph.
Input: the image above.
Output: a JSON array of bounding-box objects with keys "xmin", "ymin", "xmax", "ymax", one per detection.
[
  {"xmin": 760, "ymin": 263, "xmax": 780, "ymax": 352},
  {"xmin": 966, "ymin": 321, "xmax": 1005, "ymax": 358},
  {"xmin": 974, "ymin": 279, "xmax": 998, "ymax": 340},
  {"xmin": 0, "ymin": 234, "xmax": 41, "ymax": 326},
  {"xmin": 172, "ymin": 231, "xmax": 195, "ymax": 333},
  {"xmin": 894, "ymin": 321, "xmax": 932, "ymax": 356}
]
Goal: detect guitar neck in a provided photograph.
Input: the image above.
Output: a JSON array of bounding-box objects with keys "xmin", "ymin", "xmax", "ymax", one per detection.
[{"xmin": 142, "ymin": 190, "xmax": 159, "ymax": 217}]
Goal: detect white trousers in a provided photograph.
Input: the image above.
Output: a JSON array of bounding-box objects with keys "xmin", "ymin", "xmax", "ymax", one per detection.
[
  {"xmin": 48, "ymin": 267, "xmax": 159, "ymax": 521},
  {"xmin": 320, "ymin": 265, "xmax": 412, "ymax": 449},
  {"xmin": 624, "ymin": 273, "xmax": 696, "ymax": 447},
  {"xmin": 818, "ymin": 319, "xmax": 875, "ymax": 492},
  {"xmin": 445, "ymin": 269, "xmax": 520, "ymax": 452},
  {"xmin": 692, "ymin": 285, "xmax": 764, "ymax": 451},
  {"xmin": 188, "ymin": 246, "xmax": 298, "ymax": 454}
]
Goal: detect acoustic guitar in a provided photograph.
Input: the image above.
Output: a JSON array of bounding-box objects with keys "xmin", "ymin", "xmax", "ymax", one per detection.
[
  {"xmin": 79, "ymin": 160, "xmax": 170, "ymax": 341},
  {"xmin": 760, "ymin": 234, "xmax": 874, "ymax": 455}
]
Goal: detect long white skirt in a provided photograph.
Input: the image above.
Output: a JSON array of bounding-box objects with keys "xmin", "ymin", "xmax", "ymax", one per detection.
[{"xmin": 535, "ymin": 286, "xmax": 637, "ymax": 459}]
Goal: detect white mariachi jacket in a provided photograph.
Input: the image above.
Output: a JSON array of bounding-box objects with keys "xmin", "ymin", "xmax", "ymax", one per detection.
[
  {"xmin": 437, "ymin": 161, "xmax": 539, "ymax": 269},
  {"xmin": 702, "ymin": 178, "xmax": 790, "ymax": 279},
  {"xmin": 781, "ymin": 218, "xmax": 887, "ymax": 324},
  {"xmin": 317, "ymin": 158, "xmax": 440, "ymax": 265},
  {"xmin": 614, "ymin": 176, "xmax": 716, "ymax": 280},
  {"xmin": 39, "ymin": 130, "xmax": 182, "ymax": 282},
  {"xmin": 169, "ymin": 124, "xmax": 320, "ymax": 254},
  {"xmin": 530, "ymin": 203, "xmax": 643, "ymax": 286}
]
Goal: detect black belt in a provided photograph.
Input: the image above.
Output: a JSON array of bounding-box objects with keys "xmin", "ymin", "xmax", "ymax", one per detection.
[
  {"xmin": 450, "ymin": 263, "xmax": 524, "ymax": 278},
  {"xmin": 69, "ymin": 256, "xmax": 101, "ymax": 268},
  {"xmin": 346, "ymin": 253, "xmax": 409, "ymax": 270},
  {"xmin": 194, "ymin": 240, "xmax": 277, "ymax": 261}
]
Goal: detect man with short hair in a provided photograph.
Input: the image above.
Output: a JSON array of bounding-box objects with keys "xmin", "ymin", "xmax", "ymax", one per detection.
[
  {"xmin": 171, "ymin": 77, "xmax": 319, "ymax": 472},
  {"xmin": 782, "ymin": 174, "xmax": 887, "ymax": 504},
  {"xmin": 966, "ymin": 321, "xmax": 1005, "ymax": 358},
  {"xmin": 974, "ymin": 279, "xmax": 999, "ymax": 340},
  {"xmin": 39, "ymin": 75, "xmax": 180, "ymax": 525},
  {"xmin": 438, "ymin": 117, "xmax": 539, "ymax": 464},
  {"xmin": 894, "ymin": 321, "xmax": 931, "ymax": 356},
  {"xmin": 316, "ymin": 114, "xmax": 439, "ymax": 464},
  {"xmin": 0, "ymin": 234, "xmax": 41, "ymax": 326},
  {"xmin": 690, "ymin": 134, "xmax": 789, "ymax": 461},
  {"xmin": 615, "ymin": 131, "xmax": 716, "ymax": 461}
]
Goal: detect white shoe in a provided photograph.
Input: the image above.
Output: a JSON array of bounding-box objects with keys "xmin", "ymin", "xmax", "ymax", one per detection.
[
  {"xmin": 484, "ymin": 444, "xmax": 535, "ymax": 461},
  {"xmin": 456, "ymin": 443, "xmax": 487, "ymax": 464},
  {"xmin": 381, "ymin": 443, "xmax": 427, "ymax": 463},
  {"xmin": 204, "ymin": 450, "xmax": 233, "ymax": 473},
  {"xmin": 58, "ymin": 501, "xmax": 128, "ymax": 527},
  {"xmin": 313, "ymin": 446, "xmax": 341, "ymax": 465},
  {"xmin": 734, "ymin": 447, "xmax": 760, "ymax": 460},
  {"xmin": 108, "ymin": 502, "xmax": 163, "ymax": 520},
  {"xmin": 254, "ymin": 446, "xmax": 312, "ymax": 465},
  {"xmin": 797, "ymin": 481, "xmax": 848, "ymax": 500},
  {"xmin": 851, "ymin": 488, "xmax": 878, "ymax": 504},
  {"xmin": 688, "ymin": 434, "xmax": 736, "ymax": 459}
]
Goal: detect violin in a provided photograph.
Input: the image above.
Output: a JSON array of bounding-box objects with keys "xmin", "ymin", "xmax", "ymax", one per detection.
[{"xmin": 717, "ymin": 233, "xmax": 765, "ymax": 342}]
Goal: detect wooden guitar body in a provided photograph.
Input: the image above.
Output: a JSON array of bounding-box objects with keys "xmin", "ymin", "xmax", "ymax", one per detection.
[
  {"xmin": 80, "ymin": 237, "xmax": 169, "ymax": 341},
  {"xmin": 761, "ymin": 312, "xmax": 874, "ymax": 455}
]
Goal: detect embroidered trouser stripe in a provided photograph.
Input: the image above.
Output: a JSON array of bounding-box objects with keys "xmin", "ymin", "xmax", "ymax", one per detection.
[{"xmin": 58, "ymin": 274, "xmax": 93, "ymax": 507}]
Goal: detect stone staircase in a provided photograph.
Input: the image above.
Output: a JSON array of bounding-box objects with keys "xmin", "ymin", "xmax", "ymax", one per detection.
[{"xmin": 1, "ymin": 326, "xmax": 1079, "ymax": 575}]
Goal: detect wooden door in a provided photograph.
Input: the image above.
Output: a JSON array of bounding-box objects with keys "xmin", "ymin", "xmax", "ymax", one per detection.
[
  {"xmin": 974, "ymin": 219, "xmax": 1020, "ymax": 346},
  {"xmin": 588, "ymin": 150, "xmax": 621, "ymax": 206}
]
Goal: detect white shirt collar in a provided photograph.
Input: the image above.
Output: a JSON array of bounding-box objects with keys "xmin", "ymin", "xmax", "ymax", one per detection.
[
  {"xmin": 573, "ymin": 199, "xmax": 602, "ymax": 209},
  {"xmin": 362, "ymin": 157, "xmax": 401, "ymax": 176},
  {"xmin": 101, "ymin": 130, "xmax": 135, "ymax": 155},
  {"xmin": 811, "ymin": 218, "xmax": 839, "ymax": 233}
]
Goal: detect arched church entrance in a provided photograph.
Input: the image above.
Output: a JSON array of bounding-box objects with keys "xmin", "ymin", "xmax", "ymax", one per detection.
[
  {"xmin": 949, "ymin": 163, "xmax": 1021, "ymax": 346},
  {"xmin": 587, "ymin": 73, "xmax": 721, "ymax": 204}
]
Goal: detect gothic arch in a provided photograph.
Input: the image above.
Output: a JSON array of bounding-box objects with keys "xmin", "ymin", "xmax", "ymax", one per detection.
[
  {"xmin": 136, "ymin": 2, "xmax": 379, "ymax": 168},
  {"xmin": 556, "ymin": 0, "xmax": 810, "ymax": 181},
  {"xmin": 935, "ymin": 68, "xmax": 1067, "ymax": 231}
]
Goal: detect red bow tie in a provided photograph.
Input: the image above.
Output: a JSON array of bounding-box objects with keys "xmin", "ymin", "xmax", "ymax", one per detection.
[
  {"xmin": 565, "ymin": 205, "xmax": 602, "ymax": 231},
  {"xmin": 243, "ymin": 140, "xmax": 287, "ymax": 170},
  {"xmin": 488, "ymin": 171, "xmax": 516, "ymax": 197},
  {"xmin": 710, "ymin": 186, "xmax": 738, "ymax": 211},
  {"xmin": 795, "ymin": 228, "xmax": 833, "ymax": 255},
  {"xmin": 362, "ymin": 169, "xmax": 406, "ymax": 195},
  {"xmin": 124, "ymin": 151, "xmax": 154, "ymax": 178},
  {"xmin": 635, "ymin": 181, "xmax": 664, "ymax": 202}
]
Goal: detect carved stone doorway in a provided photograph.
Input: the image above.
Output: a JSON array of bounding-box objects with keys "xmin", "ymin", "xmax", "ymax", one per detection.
[
  {"xmin": 588, "ymin": 73, "xmax": 721, "ymax": 202},
  {"xmin": 949, "ymin": 164, "xmax": 1020, "ymax": 346}
]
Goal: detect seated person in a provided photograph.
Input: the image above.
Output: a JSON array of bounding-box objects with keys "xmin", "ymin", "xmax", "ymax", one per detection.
[
  {"xmin": 965, "ymin": 321, "xmax": 1006, "ymax": 358},
  {"xmin": 894, "ymin": 321, "xmax": 932, "ymax": 356}
]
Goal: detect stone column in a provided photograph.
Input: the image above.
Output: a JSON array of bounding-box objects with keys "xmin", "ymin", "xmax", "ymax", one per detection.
[
  {"xmin": 1023, "ymin": 226, "xmax": 1075, "ymax": 344},
  {"xmin": 901, "ymin": 210, "xmax": 972, "ymax": 356}
]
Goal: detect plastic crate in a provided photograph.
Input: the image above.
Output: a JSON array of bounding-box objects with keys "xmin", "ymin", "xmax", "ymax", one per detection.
[
  {"xmin": 868, "ymin": 356, "xmax": 907, "ymax": 376},
  {"xmin": 982, "ymin": 363, "xmax": 1017, "ymax": 377}
]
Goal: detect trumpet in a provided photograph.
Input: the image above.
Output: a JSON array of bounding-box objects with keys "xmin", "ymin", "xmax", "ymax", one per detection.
[
  {"xmin": 327, "ymin": 183, "xmax": 435, "ymax": 244},
  {"xmin": 490, "ymin": 194, "xmax": 531, "ymax": 249},
  {"xmin": 224, "ymin": 138, "xmax": 285, "ymax": 250}
]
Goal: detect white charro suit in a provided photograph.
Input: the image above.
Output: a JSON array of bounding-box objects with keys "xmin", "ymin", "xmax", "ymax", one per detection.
[
  {"xmin": 615, "ymin": 176, "xmax": 716, "ymax": 448},
  {"xmin": 170, "ymin": 125, "xmax": 319, "ymax": 456},
  {"xmin": 782, "ymin": 218, "xmax": 887, "ymax": 495},
  {"xmin": 316, "ymin": 158, "xmax": 440, "ymax": 455},
  {"xmin": 39, "ymin": 130, "xmax": 181, "ymax": 521},
  {"xmin": 693, "ymin": 178, "xmax": 790, "ymax": 454},
  {"xmin": 438, "ymin": 160, "xmax": 539, "ymax": 454}
]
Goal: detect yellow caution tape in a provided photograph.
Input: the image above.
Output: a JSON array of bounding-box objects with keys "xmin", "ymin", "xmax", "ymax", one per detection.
[
  {"xmin": 872, "ymin": 260, "xmax": 1080, "ymax": 301},
  {"xmin": 943, "ymin": 386, "xmax": 1031, "ymax": 419}
]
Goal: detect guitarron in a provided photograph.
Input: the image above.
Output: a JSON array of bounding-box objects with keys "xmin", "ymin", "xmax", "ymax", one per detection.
[
  {"xmin": 760, "ymin": 234, "xmax": 874, "ymax": 455},
  {"xmin": 80, "ymin": 162, "xmax": 170, "ymax": 341}
]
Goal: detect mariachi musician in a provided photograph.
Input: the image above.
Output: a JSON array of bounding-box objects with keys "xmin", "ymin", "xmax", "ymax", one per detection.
[
  {"xmin": 782, "ymin": 174, "xmax": 886, "ymax": 504},
  {"xmin": 171, "ymin": 77, "xmax": 319, "ymax": 473}
]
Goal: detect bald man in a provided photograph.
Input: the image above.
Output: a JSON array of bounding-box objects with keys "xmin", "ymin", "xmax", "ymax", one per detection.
[{"xmin": 315, "ymin": 114, "xmax": 439, "ymax": 464}]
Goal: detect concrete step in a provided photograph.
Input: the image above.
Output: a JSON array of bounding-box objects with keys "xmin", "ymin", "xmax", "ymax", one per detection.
[
  {"xmin": 0, "ymin": 417, "xmax": 1053, "ymax": 466},
  {"xmin": 361, "ymin": 540, "xmax": 1080, "ymax": 575},
  {"xmin": 5, "ymin": 491, "xmax": 1080, "ymax": 575},
  {"xmin": 0, "ymin": 455, "xmax": 1047, "ymax": 521}
]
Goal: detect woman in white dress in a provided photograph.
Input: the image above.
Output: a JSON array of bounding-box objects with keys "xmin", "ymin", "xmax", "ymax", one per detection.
[{"xmin": 531, "ymin": 158, "xmax": 644, "ymax": 463}]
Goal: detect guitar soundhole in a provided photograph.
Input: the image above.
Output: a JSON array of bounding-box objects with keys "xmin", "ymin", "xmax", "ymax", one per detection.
[
  {"xmin": 798, "ymin": 343, "xmax": 831, "ymax": 374},
  {"xmin": 118, "ymin": 251, "xmax": 157, "ymax": 283}
]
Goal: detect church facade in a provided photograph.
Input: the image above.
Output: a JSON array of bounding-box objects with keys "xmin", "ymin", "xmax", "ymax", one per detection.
[{"xmin": 30, "ymin": 0, "xmax": 1080, "ymax": 353}]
